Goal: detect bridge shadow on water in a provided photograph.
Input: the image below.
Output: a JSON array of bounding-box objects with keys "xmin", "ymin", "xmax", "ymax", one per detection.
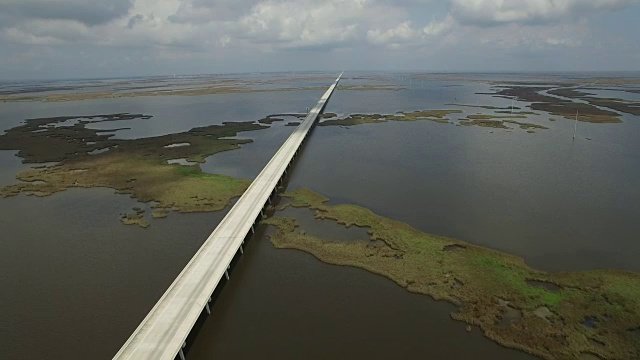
[{"xmin": 177, "ymin": 117, "xmax": 316, "ymax": 360}]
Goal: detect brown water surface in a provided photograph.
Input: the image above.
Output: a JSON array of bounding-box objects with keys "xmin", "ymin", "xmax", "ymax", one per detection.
[{"xmin": 1, "ymin": 72, "xmax": 639, "ymax": 359}]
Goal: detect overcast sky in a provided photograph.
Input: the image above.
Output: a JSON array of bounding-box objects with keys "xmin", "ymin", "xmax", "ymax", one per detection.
[{"xmin": 1, "ymin": 0, "xmax": 639, "ymax": 80}]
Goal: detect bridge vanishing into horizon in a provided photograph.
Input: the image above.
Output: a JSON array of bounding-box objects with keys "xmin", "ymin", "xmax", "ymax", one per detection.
[{"xmin": 113, "ymin": 73, "xmax": 343, "ymax": 360}]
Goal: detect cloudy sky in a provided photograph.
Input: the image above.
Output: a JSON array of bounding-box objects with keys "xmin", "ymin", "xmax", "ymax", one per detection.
[{"xmin": 1, "ymin": 0, "xmax": 639, "ymax": 80}]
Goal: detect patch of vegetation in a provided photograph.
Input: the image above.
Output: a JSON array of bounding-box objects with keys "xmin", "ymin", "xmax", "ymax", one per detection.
[
  {"xmin": 492, "ymin": 86, "xmax": 622, "ymax": 123},
  {"xmin": 549, "ymin": 88, "xmax": 640, "ymax": 116},
  {"xmin": 503, "ymin": 120, "xmax": 549, "ymax": 130},
  {"xmin": 319, "ymin": 110, "xmax": 462, "ymax": 127},
  {"xmin": 459, "ymin": 119, "xmax": 509, "ymax": 129},
  {"xmin": 258, "ymin": 116, "xmax": 285, "ymax": 124},
  {"xmin": 320, "ymin": 112, "xmax": 338, "ymax": 119},
  {"xmin": 319, "ymin": 114, "xmax": 386, "ymax": 127},
  {"xmin": 495, "ymin": 111, "xmax": 539, "ymax": 115},
  {"xmin": 0, "ymin": 84, "xmax": 402, "ymax": 103},
  {"xmin": 323, "ymin": 110, "xmax": 546, "ymax": 133},
  {"xmin": 151, "ymin": 209, "xmax": 169, "ymax": 219},
  {"xmin": 265, "ymin": 188, "xmax": 640, "ymax": 360},
  {"xmin": 446, "ymin": 103, "xmax": 522, "ymax": 110},
  {"xmin": 269, "ymin": 113, "xmax": 307, "ymax": 119},
  {"xmin": 0, "ymin": 113, "xmax": 268, "ymax": 223},
  {"xmin": 465, "ymin": 114, "xmax": 528, "ymax": 120},
  {"xmin": 121, "ymin": 208, "xmax": 149, "ymax": 228}
]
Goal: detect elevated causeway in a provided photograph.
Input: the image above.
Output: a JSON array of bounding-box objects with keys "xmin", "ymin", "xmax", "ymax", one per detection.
[{"xmin": 113, "ymin": 73, "xmax": 342, "ymax": 360}]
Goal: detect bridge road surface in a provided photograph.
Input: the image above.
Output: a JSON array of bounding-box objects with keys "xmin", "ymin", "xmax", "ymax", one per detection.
[{"xmin": 113, "ymin": 73, "xmax": 343, "ymax": 360}]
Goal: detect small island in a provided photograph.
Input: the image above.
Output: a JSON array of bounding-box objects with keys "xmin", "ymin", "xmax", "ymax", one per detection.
[
  {"xmin": 485, "ymin": 86, "xmax": 631, "ymax": 123},
  {"xmin": 0, "ymin": 113, "xmax": 269, "ymax": 225},
  {"xmin": 265, "ymin": 188, "xmax": 640, "ymax": 360},
  {"xmin": 321, "ymin": 109, "xmax": 550, "ymax": 132}
]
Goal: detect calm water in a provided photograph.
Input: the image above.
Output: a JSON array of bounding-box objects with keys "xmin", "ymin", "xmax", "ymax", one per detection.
[{"xmin": 1, "ymin": 72, "xmax": 638, "ymax": 360}]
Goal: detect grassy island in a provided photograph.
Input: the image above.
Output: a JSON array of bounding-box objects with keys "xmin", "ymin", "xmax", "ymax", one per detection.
[
  {"xmin": 319, "ymin": 110, "xmax": 462, "ymax": 127},
  {"xmin": 0, "ymin": 113, "xmax": 268, "ymax": 224},
  {"xmin": 320, "ymin": 110, "xmax": 548, "ymax": 132},
  {"xmin": 456, "ymin": 115, "xmax": 549, "ymax": 130},
  {"xmin": 446, "ymin": 103, "xmax": 522, "ymax": 110},
  {"xmin": 490, "ymin": 86, "xmax": 624, "ymax": 123},
  {"xmin": 459, "ymin": 119, "xmax": 509, "ymax": 129},
  {"xmin": 121, "ymin": 208, "xmax": 150, "ymax": 228},
  {"xmin": 265, "ymin": 188, "xmax": 640, "ymax": 360},
  {"xmin": 504, "ymin": 120, "xmax": 549, "ymax": 130},
  {"xmin": 548, "ymin": 89, "xmax": 640, "ymax": 116}
]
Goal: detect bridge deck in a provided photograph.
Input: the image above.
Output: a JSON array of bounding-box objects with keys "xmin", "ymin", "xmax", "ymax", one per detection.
[{"xmin": 113, "ymin": 73, "xmax": 342, "ymax": 360}]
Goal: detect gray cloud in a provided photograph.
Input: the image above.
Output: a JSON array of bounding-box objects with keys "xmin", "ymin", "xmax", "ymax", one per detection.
[
  {"xmin": 0, "ymin": 0, "xmax": 133, "ymax": 26},
  {"xmin": 127, "ymin": 14, "xmax": 144, "ymax": 29}
]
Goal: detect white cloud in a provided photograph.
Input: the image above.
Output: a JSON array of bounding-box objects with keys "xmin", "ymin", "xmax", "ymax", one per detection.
[
  {"xmin": 218, "ymin": 35, "xmax": 231, "ymax": 47},
  {"xmin": 450, "ymin": 0, "xmax": 639, "ymax": 26},
  {"xmin": 465, "ymin": 20, "xmax": 590, "ymax": 51},
  {"xmin": 546, "ymin": 37, "xmax": 582, "ymax": 47},
  {"xmin": 234, "ymin": 0, "xmax": 400, "ymax": 50},
  {"xmin": 423, "ymin": 15, "xmax": 455, "ymax": 36},
  {"xmin": 367, "ymin": 21, "xmax": 421, "ymax": 46},
  {"xmin": 169, "ymin": 0, "xmax": 261, "ymax": 23},
  {"xmin": 0, "ymin": 0, "xmax": 638, "ymax": 79},
  {"xmin": 1, "ymin": 0, "xmax": 635, "ymax": 51}
]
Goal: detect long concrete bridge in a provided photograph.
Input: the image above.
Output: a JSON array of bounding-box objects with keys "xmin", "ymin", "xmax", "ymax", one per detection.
[{"xmin": 113, "ymin": 73, "xmax": 343, "ymax": 360}]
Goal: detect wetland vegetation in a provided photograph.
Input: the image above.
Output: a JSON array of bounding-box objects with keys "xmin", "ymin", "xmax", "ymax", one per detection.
[
  {"xmin": 265, "ymin": 188, "xmax": 640, "ymax": 360},
  {"xmin": 446, "ymin": 103, "xmax": 522, "ymax": 110},
  {"xmin": 0, "ymin": 84, "xmax": 401, "ymax": 103},
  {"xmin": 487, "ymin": 86, "xmax": 626, "ymax": 123},
  {"xmin": 321, "ymin": 110, "xmax": 548, "ymax": 132},
  {"xmin": 0, "ymin": 106, "xmax": 557, "ymax": 229},
  {"xmin": 0, "ymin": 97, "xmax": 595, "ymax": 232},
  {"xmin": 0, "ymin": 113, "xmax": 268, "ymax": 225},
  {"xmin": 8, "ymin": 109, "xmax": 545, "ymax": 229},
  {"xmin": 547, "ymin": 89, "xmax": 640, "ymax": 116},
  {"xmin": 319, "ymin": 110, "xmax": 462, "ymax": 127}
]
